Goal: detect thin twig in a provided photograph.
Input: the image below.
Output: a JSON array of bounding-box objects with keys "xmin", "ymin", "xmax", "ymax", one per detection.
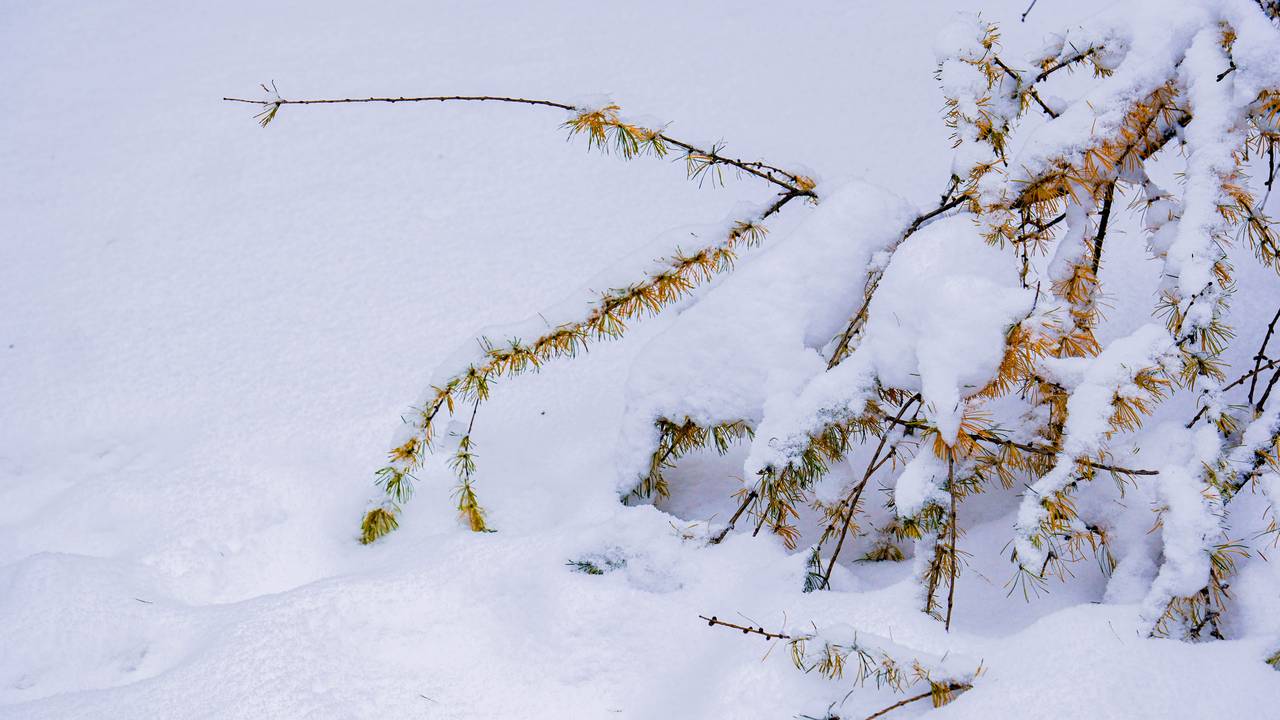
[
  {"xmin": 1249, "ymin": 306, "xmax": 1280, "ymax": 406},
  {"xmin": 224, "ymin": 92, "xmax": 815, "ymax": 197},
  {"xmin": 862, "ymin": 684, "xmax": 972, "ymax": 720},
  {"xmin": 224, "ymin": 93, "xmax": 575, "ymax": 110},
  {"xmin": 1091, "ymin": 180, "xmax": 1117, "ymax": 275},
  {"xmin": 880, "ymin": 416, "xmax": 1159, "ymax": 476},
  {"xmin": 992, "ymin": 56, "xmax": 1058, "ymax": 118},
  {"xmin": 464, "ymin": 394, "xmax": 482, "ymax": 435},
  {"xmin": 1257, "ymin": 368, "xmax": 1280, "ymax": 413},
  {"xmin": 1033, "ymin": 49, "xmax": 1097, "ymax": 85},
  {"xmin": 827, "ymin": 192, "xmax": 967, "ymax": 369},
  {"xmin": 906, "ymin": 194, "xmax": 969, "ymax": 236},
  {"xmin": 698, "ymin": 615, "xmax": 791, "ymax": 640}
]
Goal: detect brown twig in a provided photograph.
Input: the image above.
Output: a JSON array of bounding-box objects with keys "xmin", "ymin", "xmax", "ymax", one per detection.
[
  {"xmin": 698, "ymin": 615, "xmax": 791, "ymax": 640},
  {"xmin": 990, "ymin": 436, "xmax": 1157, "ymax": 476},
  {"xmin": 224, "ymin": 93, "xmax": 575, "ymax": 110},
  {"xmin": 945, "ymin": 458, "xmax": 958, "ymax": 633},
  {"xmin": 1091, "ymin": 180, "xmax": 1117, "ymax": 275},
  {"xmin": 862, "ymin": 684, "xmax": 972, "ymax": 720},
  {"xmin": 224, "ymin": 92, "xmax": 815, "ymax": 197},
  {"xmin": 827, "ymin": 192, "xmax": 968, "ymax": 370}
]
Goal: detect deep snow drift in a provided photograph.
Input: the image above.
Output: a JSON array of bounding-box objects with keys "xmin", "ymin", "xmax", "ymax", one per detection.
[{"xmin": 3, "ymin": 1, "xmax": 1279, "ymax": 718}]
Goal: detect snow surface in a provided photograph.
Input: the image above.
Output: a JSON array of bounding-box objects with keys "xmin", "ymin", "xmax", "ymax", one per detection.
[{"xmin": 3, "ymin": 1, "xmax": 1280, "ymax": 718}]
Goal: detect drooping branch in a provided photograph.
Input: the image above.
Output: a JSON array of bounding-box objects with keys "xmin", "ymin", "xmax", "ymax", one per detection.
[{"xmin": 223, "ymin": 91, "xmax": 816, "ymax": 197}]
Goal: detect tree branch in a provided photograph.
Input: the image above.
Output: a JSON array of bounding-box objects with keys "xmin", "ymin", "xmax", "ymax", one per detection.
[
  {"xmin": 1033, "ymin": 48, "xmax": 1099, "ymax": 85},
  {"xmin": 709, "ymin": 491, "xmax": 757, "ymax": 545},
  {"xmin": 881, "ymin": 416, "xmax": 1159, "ymax": 476},
  {"xmin": 992, "ymin": 56, "xmax": 1058, "ymax": 118},
  {"xmin": 826, "ymin": 192, "xmax": 968, "ymax": 370},
  {"xmin": 224, "ymin": 92, "xmax": 816, "ymax": 197},
  {"xmin": 862, "ymin": 684, "xmax": 972, "ymax": 720},
  {"xmin": 1249, "ymin": 306, "xmax": 1280, "ymax": 406},
  {"xmin": 1091, "ymin": 180, "xmax": 1117, "ymax": 275}
]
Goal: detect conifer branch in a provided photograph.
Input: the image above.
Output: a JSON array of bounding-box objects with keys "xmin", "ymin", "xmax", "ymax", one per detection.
[
  {"xmin": 634, "ymin": 418, "xmax": 753, "ymax": 501},
  {"xmin": 1188, "ymin": 356, "xmax": 1280, "ymax": 427},
  {"xmin": 224, "ymin": 91, "xmax": 816, "ymax": 196},
  {"xmin": 861, "ymin": 683, "xmax": 971, "ymax": 720},
  {"xmin": 945, "ymin": 458, "xmax": 958, "ymax": 632},
  {"xmin": 237, "ymin": 10, "xmax": 1280, "ymax": 659},
  {"xmin": 818, "ymin": 395, "xmax": 920, "ymax": 588}
]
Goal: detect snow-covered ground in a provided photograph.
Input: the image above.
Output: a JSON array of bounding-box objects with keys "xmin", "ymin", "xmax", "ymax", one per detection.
[{"xmin": 3, "ymin": 1, "xmax": 1279, "ymax": 717}]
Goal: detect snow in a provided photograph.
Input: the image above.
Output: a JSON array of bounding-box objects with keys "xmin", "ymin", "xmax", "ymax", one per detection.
[
  {"xmin": 1014, "ymin": 323, "xmax": 1178, "ymax": 569},
  {"xmin": 744, "ymin": 214, "xmax": 1031, "ymax": 478},
  {"xmin": 1137, "ymin": 424, "xmax": 1225, "ymax": 623},
  {"xmin": 4, "ymin": 0, "xmax": 1280, "ymax": 718},
  {"xmin": 614, "ymin": 180, "xmax": 915, "ymax": 488}
]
